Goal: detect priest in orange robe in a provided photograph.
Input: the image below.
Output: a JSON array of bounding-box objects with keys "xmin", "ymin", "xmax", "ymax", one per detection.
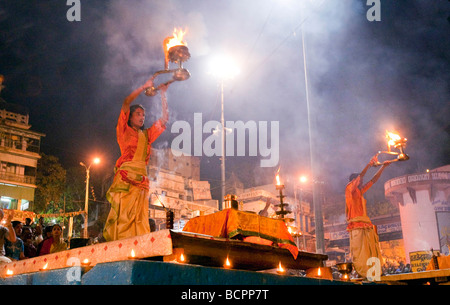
[
  {"xmin": 103, "ymin": 78, "xmax": 169, "ymax": 241},
  {"xmin": 346, "ymin": 156, "xmax": 390, "ymax": 278}
]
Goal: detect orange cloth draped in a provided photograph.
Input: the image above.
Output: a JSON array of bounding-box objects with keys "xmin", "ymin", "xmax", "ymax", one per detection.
[
  {"xmin": 426, "ymin": 255, "xmax": 450, "ymax": 270},
  {"xmin": 103, "ymin": 109, "xmax": 165, "ymax": 242},
  {"xmin": 183, "ymin": 209, "xmax": 298, "ymax": 259}
]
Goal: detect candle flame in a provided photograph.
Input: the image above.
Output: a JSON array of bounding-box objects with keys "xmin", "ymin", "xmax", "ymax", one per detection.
[
  {"xmin": 83, "ymin": 258, "xmax": 90, "ymax": 264},
  {"xmin": 166, "ymin": 28, "xmax": 187, "ymax": 50},
  {"xmin": 224, "ymin": 256, "xmax": 231, "ymax": 268},
  {"xmin": 42, "ymin": 263, "xmax": 48, "ymax": 270},
  {"xmin": 179, "ymin": 253, "xmax": 185, "ymax": 262},
  {"xmin": 6, "ymin": 269, "xmax": 13, "ymax": 276},
  {"xmin": 317, "ymin": 267, "xmax": 321, "ymax": 276},
  {"xmin": 277, "ymin": 261, "xmax": 285, "ymax": 273},
  {"xmin": 130, "ymin": 249, "xmax": 136, "ymax": 258}
]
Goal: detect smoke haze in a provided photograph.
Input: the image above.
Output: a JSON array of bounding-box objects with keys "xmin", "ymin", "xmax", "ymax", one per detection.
[{"xmin": 1, "ymin": 0, "xmax": 448, "ymax": 198}]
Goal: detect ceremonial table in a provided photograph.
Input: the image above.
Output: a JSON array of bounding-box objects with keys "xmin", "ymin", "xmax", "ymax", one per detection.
[{"xmin": 182, "ymin": 208, "xmax": 298, "ymax": 259}]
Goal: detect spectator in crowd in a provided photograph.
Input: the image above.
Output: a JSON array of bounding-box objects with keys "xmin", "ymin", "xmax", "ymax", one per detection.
[
  {"xmin": 36, "ymin": 225, "xmax": 53, "ymax": 255},
  {"xmin": 21, "ymin": 226, "xmax": 38, "ymax": 258},
  {"xmin": 5, "ymin": 221, "xmax": 25, "ymax": 261},
  {"xmin": 0, "ymin": 210, "xmax": 16, "ymax": 264},
  {"xmin": 33, "ymin": 224, "xmax": 43, "ymax": 247},
  {"xmin": 38, "ymin": 224, "xmax": 67, "ymax": 255}
]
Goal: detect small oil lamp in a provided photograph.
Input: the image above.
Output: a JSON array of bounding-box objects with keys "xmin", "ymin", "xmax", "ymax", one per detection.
[
  {"xmin": 276, "ymin": 261, "xmax": 285, "ymax": 274},
  {"xmin": 223, "ymin": 256, "xmax": 232, "ymax": 269},
  {"xmin": 144, "ymin": 28, "xmax": 191, "ymax": 97},
  {"xmin": 81, "ymin": 258, "xmax": 91, "ymax": 266},
  {"xmin": 39, "ymin": 262, "xmax": 49, "ymax": 271},
  {"xmin": 336, "ymin": 262, "xmax": 353, "ymax": 281},
  {"xmin": 128, "ymin": 249, "xmax": 137, "ymax": 260}
]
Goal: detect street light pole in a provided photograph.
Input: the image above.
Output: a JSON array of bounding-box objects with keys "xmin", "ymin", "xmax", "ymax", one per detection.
[
  {"xmin": 210, "ymin": 55, "xmax": 239, "ymax": 211},
  {"xmin": 83, "ymin": 165, "xmax": 90, "ymax": 238},
  {"xmin": 220, "ymin": 80, "xmax": 226, "ymax": 211}
]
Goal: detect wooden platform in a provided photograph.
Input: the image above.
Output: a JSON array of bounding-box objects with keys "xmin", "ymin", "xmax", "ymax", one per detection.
[
  {"xmin": 165, "ymin": 230, "xmax": 328, "ymax": 271},
  {"xmin": 380, "ymin": 269, "xmax": 450, "ymax": 285}
]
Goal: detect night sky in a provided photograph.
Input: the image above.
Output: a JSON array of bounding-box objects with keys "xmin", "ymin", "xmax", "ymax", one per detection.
[{"xmin": 1, "ymin": 0, "xmax": 449, "ymax": 199}]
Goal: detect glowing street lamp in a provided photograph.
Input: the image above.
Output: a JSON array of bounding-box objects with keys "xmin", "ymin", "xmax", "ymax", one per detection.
[
  {"xmin": 209, "ymin": 55, "xmax": 240, "ymax": 210},
  {"xmin": 294, "ymin": 175, "xmax": 308, "ymax": 250},
  {"xmin": 80, "ymin": 157, "xmax": 100, "ymax": 238}
]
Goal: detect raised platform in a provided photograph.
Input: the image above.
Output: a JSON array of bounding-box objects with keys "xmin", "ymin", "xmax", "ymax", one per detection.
[
  {"xmin": 380, "ymin": 269, "xmax": 450, "ymax": 285},
  {"xmin": 1, "ymin": 260, "xmax": 355, "ymax": 285},
  {"xmin": 0, "ymin": 229, "xmax": 341, "ymax": 285}
]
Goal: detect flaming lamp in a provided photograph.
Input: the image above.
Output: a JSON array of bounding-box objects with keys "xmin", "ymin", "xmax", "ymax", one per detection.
[
  {"xmin": 144, "ymin": 28, "xmax": 191, "ymax": 96},
  {"xmin": 275, "ymin": 174, "xmax": 294, "ymax": 224},
  {"xmin": 336, "ymin": 262, "xmax": 353, "ymax": 281},
  {"xmin": 373, "ymin": 130, "xmax": 409, "ymax": 166}
]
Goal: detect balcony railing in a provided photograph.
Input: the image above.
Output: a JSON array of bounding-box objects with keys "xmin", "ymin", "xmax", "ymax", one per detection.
[{"xmin": 0, "ymin": 171, "xmax": 36, "ymax": 185}]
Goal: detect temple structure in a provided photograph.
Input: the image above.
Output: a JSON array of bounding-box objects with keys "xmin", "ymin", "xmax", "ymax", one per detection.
[{"xmin": 384, "ymin": 165, "xmax": 450, "ymax": 262}]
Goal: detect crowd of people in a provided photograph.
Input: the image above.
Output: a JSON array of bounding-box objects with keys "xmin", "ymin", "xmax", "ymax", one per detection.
[{"xmin": 0, "ymin": 210, "xmax": 68, "ymax": 264}]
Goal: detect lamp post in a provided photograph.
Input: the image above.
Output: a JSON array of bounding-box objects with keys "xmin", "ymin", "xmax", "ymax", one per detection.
[
  {"xmin": 80, "ymin": 157, "xmax": 100, "ymax": 238},
  {"xmin": 210, "ymin": 56, "xmax": 240, "ymax": 210},
  {"xmin": 293, "ymin": 175, "xmax": 309, "ymax": 250}
]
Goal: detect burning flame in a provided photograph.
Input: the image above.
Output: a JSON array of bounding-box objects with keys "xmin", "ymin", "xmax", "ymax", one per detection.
[
  {"xmin": 130, "ymin": 249, "xmax": 136, "ymax": 258},
  {"xmin": 82, "ymin": 258, "xmax": 90, "ymax": 265},
  {"xmin": 166, "ymin": 28, "xmax": 187, "ymax": 50},
  {"xmin": 277, "ymin": 261, "xmax": 285, "ymax": 273},
  {"xmin": 179, "ymin": 253, "xmax": 185, "ymax": 263},
  {"xmin": 317, "ymin": 267, "xmax": 322, "ymax": 277},
  {"xmin": 6, "ymin": 269, "xmax": 13, "ymax": 276},
  {"xmin": 42, "ymin": 263, "xmax": 48, "ymax": 270},
  {"xmin": 386, "ymin": 130, "xmax": 402, "ymax": 147},
  {"xmin": 275, "ymin": 174, "xmax": 281, "ymax": 186},
  {"xmin": 224, "ymin": 256, "xmax": 231, "ymax": 268}
]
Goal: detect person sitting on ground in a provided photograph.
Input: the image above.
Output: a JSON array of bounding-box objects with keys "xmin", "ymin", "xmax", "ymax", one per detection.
[
  {"xmin": 5, "ymin": 220, "xmax": 25, "ymax": 261},
  {"xmin": 38, "ymin": 224, "xmax": 68, "ymax": 255},
  {"xmin": 22, "ymin": 226, "xmax": 37, "ymax": 258},
  {"xmin": 0, "ymin": 210, "xmax": 16, "ymax": 264}
]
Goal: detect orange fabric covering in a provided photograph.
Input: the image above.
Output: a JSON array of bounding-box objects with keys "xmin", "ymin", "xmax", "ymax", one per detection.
[
  {"xmin": 426, "ymin": 255, "xmax": 450, "ymax": 270},
  {"xmin": 183, "ymin": 209, "xmax": 298, "ymax": 259},
  {"xmin": 115, "ymin": 109, "xmax": 165, "ymax": 168}
]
